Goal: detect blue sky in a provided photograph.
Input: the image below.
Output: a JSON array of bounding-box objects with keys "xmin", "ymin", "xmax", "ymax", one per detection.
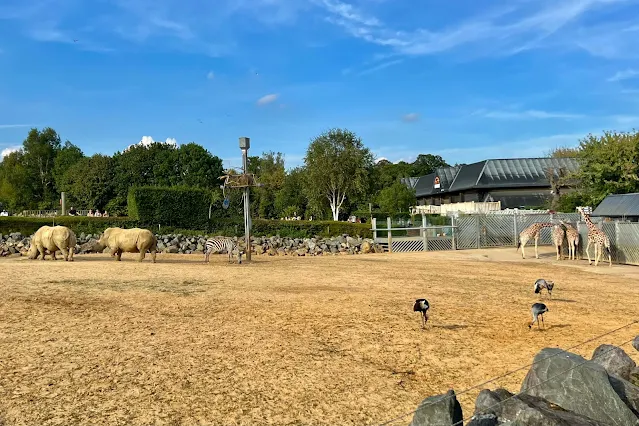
[{"xmin": 1, "ymin": 0, "xmax": 639, "ymax": 169}]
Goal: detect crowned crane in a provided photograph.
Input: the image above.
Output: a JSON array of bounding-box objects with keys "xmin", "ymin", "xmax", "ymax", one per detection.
[
  {"xmin": 413, "ymin": 298, "xmax": 430, "ymax": 329},
  {"xmin": 533, "ymin": 279, "xmax": 554, "ymax": 298},
  {"xmin": 528, "ymin": 303, "xmax": 549, "ymax": 329}
]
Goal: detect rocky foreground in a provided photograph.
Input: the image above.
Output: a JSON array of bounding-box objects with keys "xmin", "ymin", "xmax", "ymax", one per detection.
[
  {"xmin": 0, "ymin": 232, "xmax": 385, "ymax": 257},
  {"xmin": 410, "ymin": 341, "xmax": 639, "ymax": 425}
]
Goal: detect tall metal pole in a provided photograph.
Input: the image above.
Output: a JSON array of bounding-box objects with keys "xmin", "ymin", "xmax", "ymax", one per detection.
[{"xmin": 239, "ymin": 137, "xmax": 252, "ymax": 261}]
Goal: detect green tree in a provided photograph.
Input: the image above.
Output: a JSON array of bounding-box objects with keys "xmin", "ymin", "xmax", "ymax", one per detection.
[
  {"xmin": 53, "ymin": 141, "xmax": 84, "ymax": 190},
  {"xmin": 304, "ymin": 128, "xmax": 374, "ymax": 221},
  {"xmin": 60, "ymin": 154, "xmax": 115, "ymax": 210},
  {"xmin": 248, "ymin": 151, "xmax": 286, "ymax": 218},
  {"xmin": 274, "ymin": 166, "xmax": 308, "ymax": 218},
  {"xmin": 547, "ymin": 146, "xmax": 579, "ymax": 158},
  {"xmin": 21, "ymin": 127, "xmax": 63, "ymax": 207},
  {"xmin": 0, "ymin": 150, "xmax": 33, "ymax": 211},
  {"xmin": 411, "ymin": 154, "xmax": 449, "ymax": 176},
  {"xmin": 376, "ymin": 181, "xmax": 416, "ymax": 214},
  {"xmin": 573, "ymin": 130, "xmax": 639, "ymax": 206},
  {"xmin": 177, "ymin": 143, "xmax": 224, "ymax": 188}
]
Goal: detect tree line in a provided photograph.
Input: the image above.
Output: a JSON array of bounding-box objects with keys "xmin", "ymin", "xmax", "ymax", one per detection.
[{"xmin": 0, "ymin": 127, "xmax": 449, "ymax": 220}]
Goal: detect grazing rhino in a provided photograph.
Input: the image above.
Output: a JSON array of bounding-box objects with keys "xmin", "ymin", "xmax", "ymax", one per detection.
[
  {"xmin": 27, "ymin": 225, "xmax": 77, "ymax": 261},
  {"xmin": 97, "ymin": 227, "xmax": 157, "ymax": 262}
]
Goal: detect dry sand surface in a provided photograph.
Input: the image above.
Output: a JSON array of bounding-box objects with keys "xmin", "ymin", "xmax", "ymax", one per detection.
[{"xmin": 1, "ymin": 247, "xmax": 638, "ymax": 426}]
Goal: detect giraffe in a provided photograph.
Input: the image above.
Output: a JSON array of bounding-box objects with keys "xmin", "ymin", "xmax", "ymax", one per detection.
[
  {"xmin": 559, "ymin": 220, "xmax": 580, "ymax": 260},
  {"xmin": 576, "ymin": 207, "xmax": 612, "ymax": 267},
  {"xmin": 516, "ymin": 222, "xmax": 554, "ymax": 259},
  {"xmin": 552, "ymin": 224, "xmax": 566, "ymax": 260}
]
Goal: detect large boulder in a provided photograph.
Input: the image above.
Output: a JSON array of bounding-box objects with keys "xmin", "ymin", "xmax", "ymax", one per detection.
[
  {"xmin": 592, "ymin": 344, "xmax": 637, "ymax": 381},
  {"xmin": 409, "ymin": 389, "xmax": 463, "ymax": 426},
  {"xmin": 474, "ymin": 388, "xmax": 604, "ymax": 425},
  {"xmin": 466, "ymin": 413, "xmax": 498, "ymax": 426},
  {"xmin": 521, "ymin": 348, "xmax": 639, "ymax": 425},
  {"xmin": 608, "ymin": 375, "xmax": 639, "ymax": 418}
]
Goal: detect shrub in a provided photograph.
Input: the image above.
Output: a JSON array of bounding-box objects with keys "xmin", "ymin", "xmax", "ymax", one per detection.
[
  {"xmin": 0, "ymin": 216, "xmax": 138, "ymax": 236},
  {"xmin": 128, "ymin": 186, "xmax": 212, "ymax": 229},
  {"xmin": 1, "ymin": 216, "xmax": 372, "ymax": 239}
]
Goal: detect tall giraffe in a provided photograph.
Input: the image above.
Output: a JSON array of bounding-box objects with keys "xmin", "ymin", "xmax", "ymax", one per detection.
[
  {"xmin": 576, "ymin": 207, "xmax": 612, "ymax": 267},
  {"xmin": 559, "ymin": 220, "xmax": 580, "ymax": 260},
  {"xmin": 552, "ymin": 224, "xmax": 566, "ymax": 260},
  {"xmin": 517, "ymin": 222, "xmax": 554, "ymax": 259}
]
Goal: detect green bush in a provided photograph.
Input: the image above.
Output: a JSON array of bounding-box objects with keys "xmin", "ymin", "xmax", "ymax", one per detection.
[
  {"xmin": 0, "ymin": 216, "xmax": 373, "ymax": 239},
  {"xmin": 0, "ymin": 216, "xmax": 138, "ymax": 236},
  {"xmin": 128, "ymin": 186, "xmax": 211, "ymax": 229}
]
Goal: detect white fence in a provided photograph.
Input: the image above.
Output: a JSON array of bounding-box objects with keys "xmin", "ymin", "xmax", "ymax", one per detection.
[{"xmin": 372, "ymin": 213, "xmax": 639, "ymax": 266}]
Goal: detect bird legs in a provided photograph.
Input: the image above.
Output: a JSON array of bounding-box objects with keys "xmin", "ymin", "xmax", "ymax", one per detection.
[
  {"xmin": 420, "ymin": 311, "xmax": 429, "ymax": 329},
  {"xmin": 529, "ymin": 313, "xmax": 545, "ymax": 330}
]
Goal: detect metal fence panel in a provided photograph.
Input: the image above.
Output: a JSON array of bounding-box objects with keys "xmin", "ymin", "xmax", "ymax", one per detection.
[
  {"xmin": 616, "ymin": 222, "xmax": 639, "ymax": 265},
  {"xmin": 391, "ymin": 239, "xmax": 424, "ymax": 252},
  {"xmin": 480, "ymin": 215, "xmax": 516, "ymax": 247},
  {"xmin": 455, "ymin": 216, "xmax": 479, "ymax": 249}
]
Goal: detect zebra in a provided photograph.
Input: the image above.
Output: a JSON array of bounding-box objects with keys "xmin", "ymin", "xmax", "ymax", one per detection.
[{"xmin": 204, "ymin": 237, "xmax": 242, "ymax": 264}]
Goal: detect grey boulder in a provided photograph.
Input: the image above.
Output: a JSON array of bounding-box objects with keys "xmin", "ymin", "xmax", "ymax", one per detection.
[
  {"xmin": 592, "ymin": 344, "xmax": 637, "ymax": 381},
  {"xmin": 410, "ymin": 389, "xmax": 463, "ymax": 426},
  {"xmin": 521, "ymin": 348, "xmax": 639, "ymax": 426}
]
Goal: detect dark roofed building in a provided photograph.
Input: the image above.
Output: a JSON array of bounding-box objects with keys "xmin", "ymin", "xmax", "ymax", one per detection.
[
  {"xmin": 592, "ymin": 193, "xmax": 639, "ymax": 221},
  {"xmin": 414, "ymin": 157, "xmax": 580, "ymax": 209}
]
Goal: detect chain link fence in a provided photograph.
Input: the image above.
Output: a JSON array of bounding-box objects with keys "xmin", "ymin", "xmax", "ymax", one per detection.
[{"xmin": 373, "ymin": 213, "xmax": 639, "ymax": 266}]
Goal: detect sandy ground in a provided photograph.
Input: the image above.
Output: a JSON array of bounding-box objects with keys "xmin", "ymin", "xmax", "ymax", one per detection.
[{"xmin": 1, "ymin": 247, "xmax": 638, "ymax": 426}]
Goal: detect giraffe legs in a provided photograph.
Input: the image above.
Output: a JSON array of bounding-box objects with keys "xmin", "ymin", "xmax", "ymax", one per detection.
[
  {"xmin": 586, "ymin": 240, "xmax": 592, "ymax": 265},
  {"xmin": 607, "ymin": 245, "xmax": 612, "ymax": 267},
  {"xmin": 535, "ymin": 236, "xmax": 539, "ymax": 259},
  {"xmin": 594, "ymin": 243, "xmax": 599, "ymax": 267}
]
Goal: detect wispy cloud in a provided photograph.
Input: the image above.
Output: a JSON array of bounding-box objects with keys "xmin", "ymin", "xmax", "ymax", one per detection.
[
  {"xmin": 402, "ymin": 113, "xmax": 419, "ymax": 123},
  {"xmin": 207, "ymin": 71, "xmax": 215, "ymax": 80},
  {"xmin": 0, "ymin": 124, "xmax": 32, "ymax": 129},
  {"xmin": 316, "ymin": 0, "xmax": 635, "ymax": 58},
  {"xmin": 257, "ymin": 93, "xmax": 279, "ymax": 106},
  {"xmin": 472, "ymin": 109, "xmax": 584, "ymax": 120},
  {"xmin": 356, "ymin": 58, "xmax": 403, "ymax": 76},
  {"xmin": 607, "ymin": 69, "xmax": 639, "ymax": 82}
]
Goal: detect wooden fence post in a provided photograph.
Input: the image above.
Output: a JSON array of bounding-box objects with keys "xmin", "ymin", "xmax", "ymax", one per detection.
[
  {"xmin": 513, "ymin": 211, "xmax": 519, "ymax": 247},
  {"xmin": 451, "ymin": 216, "xmax": 457, "ymax": 250},
  {"xmin": 387, "ymin": 217, "xmax": 393, "ymax": 253},
  {"xmin": 422, "ymin": 223, "xmax": 428, "ymax": 251},
  {"xmin": 372, "ymin": 218, "xmax": 377, "ymax": 241}
]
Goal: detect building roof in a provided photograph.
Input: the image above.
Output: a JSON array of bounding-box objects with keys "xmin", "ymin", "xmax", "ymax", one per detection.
[
  {"xmin": 592, "ymin": 193, "xmax": 639, "ymax": 217},
  {"xmin": 414, "ymin": 166, "xmax": 460, "ymax": 197},
  {"xmin": 413, "ymin": 157, "xmax": 579, "ymax": 197}
]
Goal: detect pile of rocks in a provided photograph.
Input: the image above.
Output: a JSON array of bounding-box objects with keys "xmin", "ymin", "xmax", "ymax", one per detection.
[
  {"xmin": 1, "ymin": 232, "xmax": 385, "ymax": 257},
  {"xmin": 409, "ymin": 341, "xmax": 639, "ymax": 425}
]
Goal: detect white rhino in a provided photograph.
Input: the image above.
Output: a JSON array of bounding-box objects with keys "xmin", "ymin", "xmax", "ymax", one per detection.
[
  {"xmin": 97, "ymin": 227, "xmax": 157, "ymax": 262},
  {"xmin": 27, "ymin": 225, "xmax": 77, "ymax": 261}
]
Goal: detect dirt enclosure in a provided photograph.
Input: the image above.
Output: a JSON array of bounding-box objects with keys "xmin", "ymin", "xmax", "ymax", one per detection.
[{"xmin": 1, "ymin": 247, "xmax": 638, "ymax": 426}]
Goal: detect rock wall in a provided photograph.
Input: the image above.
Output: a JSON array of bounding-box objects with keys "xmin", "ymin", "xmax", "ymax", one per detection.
[
  {"xmin": 409, "ymin": 342, "xmax": 639, "ymax": 426},
  {"xmin": 0, "ymin": 232, "xmax": 385, "ymax": 257}
]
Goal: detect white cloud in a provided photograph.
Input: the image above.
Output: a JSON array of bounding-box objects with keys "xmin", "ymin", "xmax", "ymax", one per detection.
[
  {"xmin": 607, "ymin": 69, "xmax": 639, "ymax": 82},
  {"xmin": 402, "ymin": 113, "xmax": 419, "ymax": 123},
  {"xmin": 356, "ymin": 58, "xmax": 403, "ymax": 76},
  {"xmin": 1, "ymin": 146, "xmax": 21, "ymax": 159},
  {"xmin": 126, "ymin": 136, "xmax": 178, "ymax": 151},
  {"xmin": 207, "ymin": 71, "xmax": 215, "ymax": 79},
  {"xmin": 473, "ymin": 109, "xmax": 584, "ymax": 120},
  {"xmin": 257, "ymin": 93, "xmax": 279, "ymax": 105}
]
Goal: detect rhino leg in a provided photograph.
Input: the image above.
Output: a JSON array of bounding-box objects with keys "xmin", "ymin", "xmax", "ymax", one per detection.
[
  {"xmin": 151, "ymin": 249, "xmax": 156, "ymax": 263},
  {"xmin": 37, "ymin": 243, "xmax": 47, "ymax": 260},
  {"xmin": 116, "ymin": 249, "xmax": 123, "ymax": 261},
  {"xmin": 68, "ymin": 247, "xmax": 74, "ymax": 262},
  {"xmin": 60, "ymin": 247, "xmax": 69, "ymax": 261}
]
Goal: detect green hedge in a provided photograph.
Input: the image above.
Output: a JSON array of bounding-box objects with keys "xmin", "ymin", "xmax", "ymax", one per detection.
[
  {"xmin": 0, "ymin": 217, "xmax": 372, "ymax": 239},
  {"xmin": 128, "ymin": 186, "xmax": 211, "ymax": 229},
  {"xmin": 0, "ymin": 216, "xmax": 138, "ymax": 236}
]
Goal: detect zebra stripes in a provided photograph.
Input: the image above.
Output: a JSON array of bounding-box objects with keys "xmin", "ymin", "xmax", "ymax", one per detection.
[{"xmin": 204, "ymin": 237, "xmax": 242, "ymax": 264}]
